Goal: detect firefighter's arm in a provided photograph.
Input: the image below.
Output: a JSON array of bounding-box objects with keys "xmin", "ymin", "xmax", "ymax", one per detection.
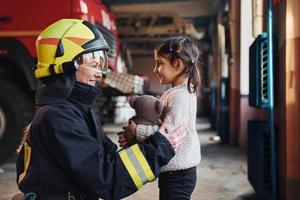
[
  {"xmin": 41, "ymin": 108, "xmax": 175, "ymax": 200},
  {"xmin": 114, "ymin": 132, "xmax": 175, "ymax": 199}
]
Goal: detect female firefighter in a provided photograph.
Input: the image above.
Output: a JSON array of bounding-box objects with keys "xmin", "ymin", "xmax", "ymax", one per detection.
[{"xmin": 15, "ymin": 19, "xmax": 187, "ymax": 200}]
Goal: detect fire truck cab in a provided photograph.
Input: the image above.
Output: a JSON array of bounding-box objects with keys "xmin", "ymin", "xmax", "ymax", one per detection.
[{"xmin": 0, "ymin": 0, "xmax": 121, "ymax": 164}]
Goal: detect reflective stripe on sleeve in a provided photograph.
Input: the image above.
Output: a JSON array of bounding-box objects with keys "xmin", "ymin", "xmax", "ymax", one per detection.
[{"xmin": 118, "ymin": 144, "xmax": 155, "ymax": 189}]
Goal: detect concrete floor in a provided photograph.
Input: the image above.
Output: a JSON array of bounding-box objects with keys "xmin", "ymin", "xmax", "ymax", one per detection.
[{"xmin": 0, "ymin": 118, "xmax": 256, "ymax": 200}]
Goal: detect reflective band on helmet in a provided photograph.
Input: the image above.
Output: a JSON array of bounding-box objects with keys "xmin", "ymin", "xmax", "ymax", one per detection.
[
  {"xmin": 75, "ymin": 50, "xmax": 108, "ymax": 73},
  {"xmin": 118, "ymin": 144, "xmax": 155, "ymax": 189},
  {"xmin": 35, "ymin": 64, "xmax": 64, "ymax": 78}
]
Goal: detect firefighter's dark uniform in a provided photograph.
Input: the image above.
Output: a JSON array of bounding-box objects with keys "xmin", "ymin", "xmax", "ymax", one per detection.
[
  {"xmin": 16, "ymin": 73, "xmax": 175, "ymax": 200},
  {"xmin": 16, "ymin": 19, "xmax": 175, "ymax": 200}
]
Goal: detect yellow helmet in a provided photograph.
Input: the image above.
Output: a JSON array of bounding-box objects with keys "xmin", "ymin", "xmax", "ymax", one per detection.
[{"xmin": 35, "ymin": 19, "xmax": 109, "ymax": 79}]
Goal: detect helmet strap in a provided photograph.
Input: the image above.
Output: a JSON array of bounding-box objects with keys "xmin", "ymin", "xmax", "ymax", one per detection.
[{"xmin": 61, "ymin": 61, "xmax": 79, "ymax": 73}]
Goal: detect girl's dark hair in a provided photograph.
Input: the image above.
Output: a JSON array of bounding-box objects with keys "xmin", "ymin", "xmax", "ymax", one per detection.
[{"xmin": 154, "ymin": 36, "xmax": 201, "ymax": 93}]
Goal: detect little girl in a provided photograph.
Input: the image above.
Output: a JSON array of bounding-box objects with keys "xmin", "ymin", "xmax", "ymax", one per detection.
[{"xmin": 119, "ymin": 36, "xmax": 201, "ymax": 200}]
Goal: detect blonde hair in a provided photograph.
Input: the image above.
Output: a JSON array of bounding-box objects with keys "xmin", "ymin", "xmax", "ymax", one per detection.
[{"xmin": 16, "ymin": 123, "xmax": 32, "ymax": 153}]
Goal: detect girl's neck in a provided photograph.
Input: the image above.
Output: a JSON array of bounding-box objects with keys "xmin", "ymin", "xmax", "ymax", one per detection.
[{"xmin": 171, "ymin": 75, "xmax": 188, "ymax": 88}]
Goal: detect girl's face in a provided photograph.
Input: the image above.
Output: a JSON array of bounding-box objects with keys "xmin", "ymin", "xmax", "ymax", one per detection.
[
  {"xmin": 76, "ymin": 62, "xmax": 102, "ymax": 86},
  {"xmin": 153, "ymin": 52, "xmax": 182, "ymax": 86}
]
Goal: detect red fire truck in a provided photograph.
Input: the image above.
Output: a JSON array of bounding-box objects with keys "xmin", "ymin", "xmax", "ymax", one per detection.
[{"xmin": 0, "ymin": 0, "xmax": 122, "ymax": 163}]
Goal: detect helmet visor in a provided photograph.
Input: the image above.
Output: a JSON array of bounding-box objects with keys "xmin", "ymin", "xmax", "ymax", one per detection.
[{"xmin": 75, "ymin": 50, "xmax": 108, "ymax": 73}]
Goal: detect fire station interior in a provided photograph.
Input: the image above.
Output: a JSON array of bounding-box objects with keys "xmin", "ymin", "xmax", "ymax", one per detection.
[
  {"xmin": 105, "ymin": 0, "xmax": 214, "ymax": 121},
  {"xmin": 111, "ymin": 1, "xmax": 211, "ymax": 85},
  {"xmin": 1, "ymin": 0, "xmax": 300, "ymax": 199}
]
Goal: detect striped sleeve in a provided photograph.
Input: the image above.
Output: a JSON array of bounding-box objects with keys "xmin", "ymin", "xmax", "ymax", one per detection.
[{"xmin": 118, "ymin": 144, "xmax": 155, "ymax": 189}]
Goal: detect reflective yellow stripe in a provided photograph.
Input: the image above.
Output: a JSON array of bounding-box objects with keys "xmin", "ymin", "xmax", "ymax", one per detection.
[
  {"xmin": 131, "ymin": 145, "xmax": 155, "ymax": 182},
  {"xmin": 119, "ymin": 148, "xmax": 143, "ymax": 189},
  {"xmin": 18, "ymin": 142, "xmax": 32, "ymax": 183},
  {"xmin": 118, "ymin": 144, "xmax": 155, "ymax": 189}
]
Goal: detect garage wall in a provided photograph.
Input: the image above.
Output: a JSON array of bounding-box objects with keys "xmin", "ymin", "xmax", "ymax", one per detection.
[{"xmin": 130, "ymin": 55, "xmax": 169, "ymax": 95}]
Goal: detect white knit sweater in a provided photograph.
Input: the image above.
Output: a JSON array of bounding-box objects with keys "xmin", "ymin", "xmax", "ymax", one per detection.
[{"xmin": 136, "ymin": 83, "xmax": 201, "ymax": 172}]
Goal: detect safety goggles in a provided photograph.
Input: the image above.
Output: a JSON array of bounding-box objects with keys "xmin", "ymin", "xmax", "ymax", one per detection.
[{"xmin": 75, "ymin": 50, "xmax": 108, "ymax": 73}]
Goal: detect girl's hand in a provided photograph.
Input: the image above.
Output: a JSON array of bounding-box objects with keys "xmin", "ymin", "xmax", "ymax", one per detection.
[{"xmin": 158, "ymin": 119, "xmax": 187, "ymax": 149}]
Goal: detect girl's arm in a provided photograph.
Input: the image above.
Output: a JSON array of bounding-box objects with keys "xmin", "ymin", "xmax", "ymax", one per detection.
[
  {"xmin": 164, "ymin": 91, "xmax": 190, "ymax": 134},
  {"xmin": 136, "ymin": 124, "xmax": 159, "ymax": 142}
]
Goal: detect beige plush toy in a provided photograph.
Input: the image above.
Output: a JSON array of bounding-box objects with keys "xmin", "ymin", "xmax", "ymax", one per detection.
[{"xmin": 129, "ymin": 95, "xmax": 165, "ymax": 126}]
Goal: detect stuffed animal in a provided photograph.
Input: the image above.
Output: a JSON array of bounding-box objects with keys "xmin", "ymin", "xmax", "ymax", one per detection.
[{"xmin": 129, "ymin": 95, "xmax": 165, "ymax": 126}]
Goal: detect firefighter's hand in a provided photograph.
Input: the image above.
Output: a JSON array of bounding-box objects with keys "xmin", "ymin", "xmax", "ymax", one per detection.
[
  {"xmin": 118, "ymin": 131, "xmax": 128, "ymax": 148},
  {"xmin": 118, "ymin": 119, "xmax": 137, "ymax": 148},
  {"xmin": 158, "ymin": 119, "xmax": 188, "ymax": 149}
]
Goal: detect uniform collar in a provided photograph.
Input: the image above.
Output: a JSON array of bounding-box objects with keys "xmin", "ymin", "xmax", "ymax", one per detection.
[
  {"xmin": 68, "ymin": 81, "xmax": 100, "ymax": 105},
  {"xmin": 35, "ymin": 72, "xmax": 76, "ymax": 106}
]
